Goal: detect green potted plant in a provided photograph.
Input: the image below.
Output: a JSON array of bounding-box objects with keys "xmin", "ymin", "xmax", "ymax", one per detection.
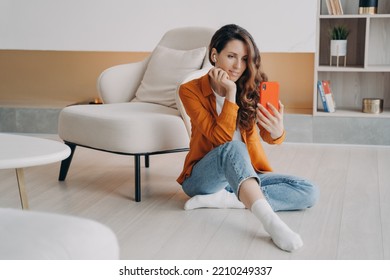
[{"xmin": 329, "ymin": 25, "xmax": 350, "ymax": 66}]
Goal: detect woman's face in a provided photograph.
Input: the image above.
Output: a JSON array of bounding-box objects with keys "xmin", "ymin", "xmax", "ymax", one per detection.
[{"xmin": 213, "ymin": 39, "xmax": 248, "ymax": 82}]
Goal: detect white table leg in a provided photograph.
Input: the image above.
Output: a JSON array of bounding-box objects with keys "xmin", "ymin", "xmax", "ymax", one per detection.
[{"xmin": 15, "ymin": 168, "xmax": 29, "ymax": 210}]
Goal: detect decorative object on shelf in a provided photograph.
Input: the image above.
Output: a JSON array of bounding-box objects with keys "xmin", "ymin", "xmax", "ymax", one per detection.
[
  {"xmin": 359, "ymin": 0, "xmax": 378, "ymax": 14},
  {"xmin": 362, "ymin": 98, "xmax": 383, "ymax": 114},
  {"xmin": 89, "ymin": 98, "xmax": 103, "ymax": 104},
  {"xmin": 329, "ymin": 25, "xmax": 350, "ymax": 67}
]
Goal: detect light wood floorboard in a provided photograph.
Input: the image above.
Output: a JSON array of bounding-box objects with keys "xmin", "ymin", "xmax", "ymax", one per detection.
[
  {"xmin": 1, "ymin": 134, "xmax": 389, "ymax": 260},
  {"xmin": 337, "ymin": 147, "xmax": 383, "ymax": 259},
  {"xmin": 378, "ymin": 148, "xmax": 390, "ymax": 259}
]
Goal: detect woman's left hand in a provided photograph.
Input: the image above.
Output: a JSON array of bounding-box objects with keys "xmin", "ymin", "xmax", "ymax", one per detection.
[{"xmin": 256, "ymin": 101, "xmax": 284, "ymax": 139}]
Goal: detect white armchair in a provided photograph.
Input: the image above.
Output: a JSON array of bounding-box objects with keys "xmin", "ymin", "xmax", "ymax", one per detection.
[
  {"xmin": 0, "ymin": 208, "xmax": 119, "ymax": 259},
  {"xmin": 58, "ymin": 27, "xmax": 215, "ymax": 202}
]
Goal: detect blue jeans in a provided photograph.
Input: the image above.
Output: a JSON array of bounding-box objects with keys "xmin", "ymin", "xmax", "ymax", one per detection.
[{"xmin": 182, "ymin": 141, "xmax": 319, "ymax": 212}]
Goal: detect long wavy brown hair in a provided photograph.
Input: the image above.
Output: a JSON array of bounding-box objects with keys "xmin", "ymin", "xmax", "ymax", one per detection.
[{"xmin": 209, "ymin": 24, "xmax": 268, "ymax": 131}]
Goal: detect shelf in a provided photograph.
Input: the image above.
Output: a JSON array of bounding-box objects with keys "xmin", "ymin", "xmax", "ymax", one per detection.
[
  {"xmin": 318, "ymin": 17, "xmax": 366, "ymax": 67},
  {"xmin": 319, "ymin": 0, "xmax": 390, "ymax": 16},
  {"xmin": 315, "ymin": 1, "xmax": 390, "ymax": 118},
  {"xmin": 320, "ymin": 14, "xmax": 390, "ymax": 19},
  {"xmin": 368, "ymin": 17, "xmax": 390, "ymax": 66},
  {"xmin": 0, "ymin": 100, "xmax": 69, "ymax": 109},
  {"xmin": 314, "ymin": 108, "xmax": 390, "ymax": 118},
  {"xmin": 318, "ymin": 65, "xmax": 390, "ymax": 72}
]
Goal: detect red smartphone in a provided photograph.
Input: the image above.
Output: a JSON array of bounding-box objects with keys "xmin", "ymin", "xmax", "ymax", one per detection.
[{"xmin": 259, "ymin": 81, "xmax": 280, "ymax": 115}]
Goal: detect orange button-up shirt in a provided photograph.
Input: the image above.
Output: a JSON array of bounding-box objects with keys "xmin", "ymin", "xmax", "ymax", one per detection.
[{"xmin": 177, "ymin": 74, "xmax": 285, "ymax": 184}]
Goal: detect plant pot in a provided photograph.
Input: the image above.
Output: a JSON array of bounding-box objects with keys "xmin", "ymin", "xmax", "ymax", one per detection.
[{"xmin": 330, "ymin": 40, "xmax": 347, "ymax": 56}]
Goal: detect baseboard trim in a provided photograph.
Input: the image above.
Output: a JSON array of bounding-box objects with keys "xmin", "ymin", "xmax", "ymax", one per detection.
[{"xmin": 1, "ymin": 107, "xmax": 389, "ymax": 145}]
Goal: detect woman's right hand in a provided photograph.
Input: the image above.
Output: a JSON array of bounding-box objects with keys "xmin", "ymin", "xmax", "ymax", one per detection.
[{"xmin": 208, "ymin": 68, "xmax": 236, "ymax": 102}]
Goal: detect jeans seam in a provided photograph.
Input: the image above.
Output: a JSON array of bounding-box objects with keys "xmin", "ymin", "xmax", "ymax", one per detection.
[{"xmin": 260, "ymin": 184, "xmax": 271, "ymax": 203}]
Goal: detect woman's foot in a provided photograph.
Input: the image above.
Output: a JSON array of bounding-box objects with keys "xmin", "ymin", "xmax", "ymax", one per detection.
[
  {"xmin": 184, "ymin": 189, "xmax": 245, "ymax": 210},
  {"xmin": 251, "ymin": 199, "xmax": 303, "ymax": 252}
]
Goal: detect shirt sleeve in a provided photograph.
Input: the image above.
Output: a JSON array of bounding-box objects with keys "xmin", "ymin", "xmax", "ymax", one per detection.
[{"xmin": 179, "ymin": 82, "xmax": 239, "ymax": 147}]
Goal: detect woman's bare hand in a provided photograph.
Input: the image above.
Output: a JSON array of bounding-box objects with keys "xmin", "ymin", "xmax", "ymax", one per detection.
[
  {"xmin": 208, "ymin": 68, "xmax": 236, "ymax": 102},
  {"xmin": 256, "ymin": 101, "xmax": 284, "ymax": 139}
]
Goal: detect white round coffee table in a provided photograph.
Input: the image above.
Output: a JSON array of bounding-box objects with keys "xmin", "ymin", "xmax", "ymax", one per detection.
[{"xmin": 0, "ymin": 133, "xmax": 71, "ymax": 209}]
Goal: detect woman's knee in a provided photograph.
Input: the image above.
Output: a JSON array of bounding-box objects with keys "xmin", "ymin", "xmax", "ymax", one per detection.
[{"xmin": 302, "ymin": 180, "xmax": 320, "ymax": 208}]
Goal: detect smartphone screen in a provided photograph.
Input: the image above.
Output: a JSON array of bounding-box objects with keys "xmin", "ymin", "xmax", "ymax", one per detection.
[{"xmin": 259, "ymin": 81, "xmax": 280, "ymax": 115}]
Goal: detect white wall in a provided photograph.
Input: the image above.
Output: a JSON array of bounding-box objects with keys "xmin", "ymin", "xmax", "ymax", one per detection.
[{"xmin": 0, "ymin": 0, "xmax": 317, "ymax": 52}]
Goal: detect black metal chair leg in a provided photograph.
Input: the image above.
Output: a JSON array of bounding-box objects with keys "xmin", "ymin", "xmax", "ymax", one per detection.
[
  {"xmin": 59, "ymin": 142, "xmax": 77, "ymax": 181},
  {"xmin": 145, "ymin": 154, "xmax": 150, "ymax": 168},
  {"xmin": 134, "ymin": 155, "xmax": 141, "ymax": 202}
]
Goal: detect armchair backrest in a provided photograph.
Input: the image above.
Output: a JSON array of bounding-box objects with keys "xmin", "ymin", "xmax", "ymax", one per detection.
[
  {"xmin": 156, "ymin": 26, "xmax": 215, "ymax": 69},
  {"xmin": 160, "ymin": 27, "xmax": 216, "ymax": 136},
  {"xmin": 98, "ymin": 27, "xmax": 215, "ymax": 120}
]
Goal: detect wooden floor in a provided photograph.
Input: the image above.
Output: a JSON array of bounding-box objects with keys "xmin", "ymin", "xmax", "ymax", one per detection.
[{"xmin": 1, "ymin": 134, "xmax": 389, "ymax": 260}]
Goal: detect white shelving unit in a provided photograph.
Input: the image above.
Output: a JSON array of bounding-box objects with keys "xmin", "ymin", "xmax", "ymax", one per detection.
[{"xmin": 314, "ymin": 0, "xmax": 390, "ymax": 118}]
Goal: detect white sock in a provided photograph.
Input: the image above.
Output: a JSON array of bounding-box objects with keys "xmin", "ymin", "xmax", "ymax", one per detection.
[
  {"xmin": 184, "ymin": 189, "xmax": 245, "ymax": 210},
  {"xmin": 251, "ymin": 199, "xmax": 303, "ymax": 252}
]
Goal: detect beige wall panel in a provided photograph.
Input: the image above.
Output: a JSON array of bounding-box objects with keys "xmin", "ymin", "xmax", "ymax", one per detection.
[
  {"xmin": 262, "ymin": 53, "xmax": 314, "ymax": 111},
  {"xmin": 0, "ymin": 50, "xmax": 149, "ymax": 107},
  {"xmin": 0, "ymin": 51, "xmax": 313, "ymax": 111}
]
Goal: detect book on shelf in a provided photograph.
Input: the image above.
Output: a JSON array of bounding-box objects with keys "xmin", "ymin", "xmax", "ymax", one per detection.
[
  {"xmin": 326, "ymin": 0, "xmax": 343, "ymax": 15},
  {"xmin": 322, "ymin": 80, "xmax": 336, "ymax": 113},
  {"xmin": 336, "ymin": 0, "xmax": 344, "ymax": 15},
  {"xmin": 317, "ymin": 80, "xmax": 329, "ymax": 112},
  {"xmin": 325, "ymin": 0, "xmax": 333, "ymax": 15}
]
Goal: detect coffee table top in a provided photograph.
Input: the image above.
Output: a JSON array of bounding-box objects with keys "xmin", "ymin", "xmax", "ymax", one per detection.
[{"xmin": 0, "ymin": 133, "xmax": 71, "ymax": 169}]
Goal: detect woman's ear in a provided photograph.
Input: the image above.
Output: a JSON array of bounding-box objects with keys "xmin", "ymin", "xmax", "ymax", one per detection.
[{"xmin": 211, "ymin": 48, "xmax": 217, "ymax": 63}]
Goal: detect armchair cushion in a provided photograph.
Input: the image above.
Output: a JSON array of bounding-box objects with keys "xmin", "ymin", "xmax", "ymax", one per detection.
[
  {"xmin": 58, "ymin": 102, "xmax": 189, "ymax": 154},
  {"xmin": 134, "ymin": 45, "xmax": 206, "ymax": 109}
]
